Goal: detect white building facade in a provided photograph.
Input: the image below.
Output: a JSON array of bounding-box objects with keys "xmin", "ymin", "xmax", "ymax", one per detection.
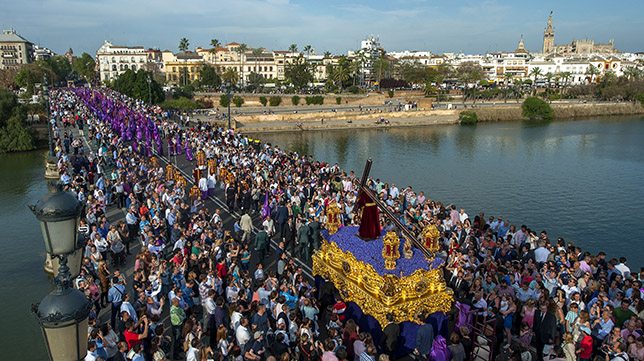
[
  {"xmin": 96, "ymin": 41, "xmax": 148, "ymax": 83},
  {"xmin": 0, "ymin": 29, "xmax": 33, "ymax": 70}
]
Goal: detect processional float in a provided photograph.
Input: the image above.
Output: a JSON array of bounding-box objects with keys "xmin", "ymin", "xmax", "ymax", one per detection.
[{"xmin": 313, "ymin": 159, "xmax": 453, "ymax": 326}]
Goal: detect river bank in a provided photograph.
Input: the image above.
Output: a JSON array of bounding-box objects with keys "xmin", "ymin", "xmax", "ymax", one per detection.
[{"xmin": 235, "ymin": 101, "xmax": 644, "ymax": 133}]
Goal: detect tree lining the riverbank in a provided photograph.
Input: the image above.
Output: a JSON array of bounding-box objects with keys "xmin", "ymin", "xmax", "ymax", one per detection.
[{"xmin": 0, "ymin": 89, "xmax": 35, "ymax": 153}]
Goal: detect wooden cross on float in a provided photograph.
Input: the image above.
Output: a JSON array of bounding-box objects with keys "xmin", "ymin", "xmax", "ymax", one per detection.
[{"xmin": 357, "ymin": 159, "xmax": 433, "ymax": 258}]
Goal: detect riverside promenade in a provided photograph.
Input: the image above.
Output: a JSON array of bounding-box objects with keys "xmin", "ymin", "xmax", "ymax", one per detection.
[{"xmin": 224, "ymin": 100, "xmax": 643, "ymax": 133}]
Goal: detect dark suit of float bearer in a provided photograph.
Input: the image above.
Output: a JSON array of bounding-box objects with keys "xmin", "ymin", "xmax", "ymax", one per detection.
[
  {"xmin": 309, "ymin": 216, "xmax": 321, "ymax": 251},
  {"xmin": 298, "ymin": 218, "xmax": 312, "ymax": 263},
  {"xmin": 255, "ymin": 226, "xmax": 269, "ymax": 264}
]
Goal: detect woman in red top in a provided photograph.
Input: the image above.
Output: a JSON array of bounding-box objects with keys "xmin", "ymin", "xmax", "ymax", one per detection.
[{"xmin": 577, "ymin": 327, "xmax": 593, "ymax": 361}]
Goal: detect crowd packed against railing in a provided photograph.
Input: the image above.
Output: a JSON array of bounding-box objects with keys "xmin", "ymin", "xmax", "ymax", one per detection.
[{"xmin": 47, "ymin": 87, "xmax": 643, "ymax": 361}]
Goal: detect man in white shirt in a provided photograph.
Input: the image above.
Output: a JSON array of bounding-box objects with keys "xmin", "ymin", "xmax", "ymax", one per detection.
[
  {"xmin": 230, "ymin": 304, "xmax": 243, "ymax": 331},
  {"xmin": 615, "ymin": 257, "xmax": 631, "ymax": 279},
  {"xmin": 459, "ymin": 208, "xmax": 469, "ymax": 223},
  {"xmin": 210, "ymin": 209, "xmax": 222, "ymax": 226},
  {"xmin": 472, "ymin": 290, "xmax": 488, "ymax": 316},
  {"xmin": 203, "ymin": 289, "xmax": 216, "ymax": 331},
  {"xmin": 235, "ymin": 317, "xmax": 251, "ymax": 348},
  {"xmin": 198, "ymin": 175, "xmax": 208, "ymax": 200},
  {"xmin": 173, "ymin": 236, "xmax": 186, "ymax": 251},
  {"xmin": 534, "ymin": 241, "xmax": 551, "ymax": 265},
  {"xmin": 560, "ymin": 278, "xmax": 580, "ymax": 300},
  {"xmin": 389, "ymin": 184, "xmax": 399, "ymax": 199},
  {"xmin": 240, "ymin": 213, "xmax": 253, "ymax": 243}
]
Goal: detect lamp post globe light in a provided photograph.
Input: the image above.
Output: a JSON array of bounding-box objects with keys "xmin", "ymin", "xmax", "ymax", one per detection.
[
  {"xmin": 30, "ymin": 188, "xmax": 91, "ymax": 361},
  {"xmin": 30, "ymin": 188, "xmax": 83, "ymax": 256},
  {"xmin": 33, "ymin": 283, "xmax": 92, "ymax": 361}
]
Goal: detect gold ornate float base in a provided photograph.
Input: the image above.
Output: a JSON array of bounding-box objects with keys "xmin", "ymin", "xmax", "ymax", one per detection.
[{"xmin": 313, "ymin": 240, "xmax": 453, "ymax": 326}]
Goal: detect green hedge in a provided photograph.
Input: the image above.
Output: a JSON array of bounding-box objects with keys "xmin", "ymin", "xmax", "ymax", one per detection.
[
  {"xmin": 259, "ymin": 96, "xmax": 267, "ymax": 106},
  {"xmin": 162, "ymin": 97, "xmax": 200, "ymax": 110},
  {"xmin": 269, "ymin": 96, "xmax": 282, "ymax": 106},
  {"xmin": 305, "ymin": 95, "xmax": 324, "ymax": 105},
  {"xmin": 335, "ymin": 96, "xmax": 342, "ymax": 105},
  {"xmin": 232, "ymin": 95, "xmax": 244, "ymax": 107},
  {"xmin": 219, "ymin": 94, "xmax": 230, "ymax": 107},
  {"xmin": 291, "ymin": 95, "xmax": 301, "ymax": 106}
]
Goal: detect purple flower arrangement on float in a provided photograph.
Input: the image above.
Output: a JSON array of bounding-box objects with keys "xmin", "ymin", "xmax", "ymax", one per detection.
[{"xmin": 322, "ymin": 226, "xmax": 443, "ymax": 277}]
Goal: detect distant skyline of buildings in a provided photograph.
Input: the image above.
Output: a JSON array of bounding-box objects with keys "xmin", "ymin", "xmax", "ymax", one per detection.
[
  {"xmin": 4, "ymin": 13, "xmax": 644, "ymax": 87},
  {"xmin": 2, "ymin": 6, "xmax": 644, "ymax": 58},
  {"xmin": 92, "ymin": 13, "xmax": 643, "ymax": 88}
]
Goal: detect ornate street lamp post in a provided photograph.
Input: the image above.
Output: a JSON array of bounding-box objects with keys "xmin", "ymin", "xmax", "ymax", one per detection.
[
  {"xmin": 147, "ymin": 74, "xmax": 152, "ymax": 105},
  {"xmin": 30, "ymin": 188, "xmax": 91, "ymax": 361},
  {"xmin": 43, "ymin": 73, "xmax": 54, "ymax": 157},
  {"xmin": 43, "ymin": 73, "xmax": 60, "ymax": 180},
  {"xmin": 221, "ymin": 81, "xmax": 233, "ymax": 129}
]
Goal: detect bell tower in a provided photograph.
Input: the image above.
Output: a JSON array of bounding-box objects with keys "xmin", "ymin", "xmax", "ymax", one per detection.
[{"xmin": 543, "ymin": 11, "xmax": 555, "ymax": 54}]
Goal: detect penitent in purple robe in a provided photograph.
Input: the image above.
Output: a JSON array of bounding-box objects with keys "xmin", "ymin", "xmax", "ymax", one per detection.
[{"xmin": 185, "ymin": 141, "xmax": 193, "ymax": 161}]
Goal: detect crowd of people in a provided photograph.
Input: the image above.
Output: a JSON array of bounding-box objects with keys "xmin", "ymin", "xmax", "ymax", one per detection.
[{"xmin": 45, "ymin": 86, "xmax": 643, "ymax": 361}]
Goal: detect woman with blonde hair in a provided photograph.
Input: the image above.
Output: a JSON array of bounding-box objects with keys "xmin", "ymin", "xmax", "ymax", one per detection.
[
  {"xmin": 216, "ymin": 324, "xmax": 233, "ymax": 358},
  {"xmin": 562, "ymin": 332, "xmax": 575, "ymax": 361},
  {"xmin": 97, "ymin": 259, "xmax": 110, "ymax": 307}
]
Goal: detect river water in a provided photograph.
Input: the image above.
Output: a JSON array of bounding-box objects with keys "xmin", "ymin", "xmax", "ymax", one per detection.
[
  {"xmin": 259, "ymin": 116, "xmax": 644, "ymax": 268},
  {"xmin": 0, "ymin": 151, "xmax": 51, "ymax": 360},
  {"xmin": 1, "ymin": 116, "xmax": 643, "ymax": 358}
]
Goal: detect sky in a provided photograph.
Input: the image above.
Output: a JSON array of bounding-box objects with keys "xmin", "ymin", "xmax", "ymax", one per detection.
[{"xmin": 1, "ymin": 0, "xmax": 643, "ymax": 56}]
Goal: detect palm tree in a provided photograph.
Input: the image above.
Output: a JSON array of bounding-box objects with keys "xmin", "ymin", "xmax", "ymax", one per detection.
[
  {"xmin": 303, "ymin": 45, "xmax": 313, "ymax": 56},
  {"xmin": 528, "ymin": 68, "xmax": 542, "ymax": 95},
  {"xmin": 323, "ymin": 51, "xmax": 331, "ymax": 59},
  {"xmin": 529, "ymin": 67, "xmax": 542, "ymax": 84},
  {"xmin": 510, "ymin": 79, "xmax": 524, "ymax": 103},
  {"xmin": 350, "ymin": 57, "xmax": 362, "ymax": 87},
  {"xmin": 178, "ymin": 38, "xmax": 190, "ymax": 52},
  {"xmin": 251, "ymin": 48, "xmax": 263, "ymax": 79},
  {"xmin": 502, "ymin": 73, "xmax": 514, "ymax": 103},
  {"xmin": 585, "ymin": 65, "xmax": 600, "ymax": 84},
  {"xmin": 559, "ymin": 71, "xmax": 572, "ymax": 95},
  {"xmin": 288, "ymin": 44, "xmax": 298, "ymax": 54},
  {"xmin": 372, "ymin": 56, "xmax": 391, "ymax": 90},
  {"xmin": 545, "ymin": 72, "xmax": 554, "ymax": 87},
  {"xmin": 333, "ymin": 66, "xmax": 350, "ymax": 92},
  {"xmin": 237, "ymin": 43, "xmax": 248, "ymax": 87},
  {"xmin": 209, "ymin": 38, "xmax": 221, "ymax": 71},
  {"xmin": 221, "ymin": 68, "xmax": 239, "ymax": 85}
]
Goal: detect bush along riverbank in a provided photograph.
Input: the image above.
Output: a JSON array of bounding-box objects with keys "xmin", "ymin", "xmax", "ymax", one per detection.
[{"xmin": 472, "ymin": 101, "xmax": 644, "ymax": 122}]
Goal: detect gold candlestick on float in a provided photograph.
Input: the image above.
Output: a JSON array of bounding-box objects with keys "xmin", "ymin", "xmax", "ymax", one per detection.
[
  {"xmin": 175, "ymin": 174, "xmax": 186, "ymax": 189},
  {"xmin": 325, "ymin": 201, "xmax": 342, "ymax": 234},
  {"xmin": 207, "ymin": 158, "xmax": 217, "ymax": 176},
  {"xmin": 166, "ymin": 164, "xmax": 175, "ymax": 181},
  {"xmin": 382, "ymin": 232, "xmax": 400, "ymax": 270},
  {"xmin": 422, "ymin": 223, "xmax": 441, "ymax": 260},
  {"xmin": 196, "ymin": 149, "xmax": 206, "ymax": 168},
  {"xmin": 189, "ymin": 185, "xmax": 200, "ymax": 200}
]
